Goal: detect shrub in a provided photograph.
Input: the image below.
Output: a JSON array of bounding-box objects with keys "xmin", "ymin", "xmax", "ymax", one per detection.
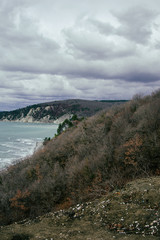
[{"xmin": 11, "ymin": 233, "xmax": 31, "ymax": 240}]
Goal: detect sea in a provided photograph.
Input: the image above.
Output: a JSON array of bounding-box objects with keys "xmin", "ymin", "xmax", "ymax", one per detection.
[{"xmin": 0, "ymin": 121, "xmax": 58, "ymax": 170}]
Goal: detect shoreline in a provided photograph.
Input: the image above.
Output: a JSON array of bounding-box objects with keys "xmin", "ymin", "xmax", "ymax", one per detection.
[{"xmin": 0, "ymin": 119, "xmax": 56, "ymax": 124}]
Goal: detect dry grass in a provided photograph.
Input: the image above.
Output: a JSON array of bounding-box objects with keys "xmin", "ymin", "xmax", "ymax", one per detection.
[{"xmin": 0, "ymin": 176, "xmax": 160, "ymax": 240}]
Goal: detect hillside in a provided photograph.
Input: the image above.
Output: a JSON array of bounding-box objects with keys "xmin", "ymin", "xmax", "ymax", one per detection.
[
  {"xmin": 0, "ymin": 90, "xmax": 160, "ymax": 238},
  {"xmin": 0, "ymin": 99, "xmax": 127, "ymax": 123},
  {"xmin": 0, "ymin": 177, "xmax": 160, "ymax": 239}
]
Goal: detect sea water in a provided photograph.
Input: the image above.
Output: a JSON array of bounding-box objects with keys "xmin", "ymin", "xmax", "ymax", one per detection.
[{"xmin": 0, "ymin": 122, "xmax": 58, "ymax": 170}]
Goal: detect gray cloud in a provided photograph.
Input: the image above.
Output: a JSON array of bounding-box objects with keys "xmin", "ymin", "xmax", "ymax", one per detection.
[
  {"xmin": 87, "ymin": 7, "xmax": 159, "ymax": 45},
  {"xmin": 115, "ymin": 7, "xmax": 158, "ymax": 44},
  {"xmin": 123, "ymin": 72, "xmax": 160, "ymax": 83},
  {"xmin": 87, "ymin": 19, "xmax": 116, "ymax": 36},
  {"xmin": 0, "ymin": 0, "xmax": 160, "ymax": 110},
  {"xmin": 0, "ymin": 1, "xmax": 60, "ymax": 74},
  {"xmin": 63, "ymin": 28, "xmax": 136, "ymax": 61}
]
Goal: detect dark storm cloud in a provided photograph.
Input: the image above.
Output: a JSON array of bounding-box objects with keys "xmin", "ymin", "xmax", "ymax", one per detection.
[
  {"xmin": 63, "ymin": 64, "xmax": 160, "ymax": 83},
  {"xmin": 123, "ymin": 72, "xmax": 160, "ymax": 83}
]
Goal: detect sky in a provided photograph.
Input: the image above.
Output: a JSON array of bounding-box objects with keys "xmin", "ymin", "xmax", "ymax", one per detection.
[{"xmin": 0, "ymin": 0, "xmax": 160, "ymax": 110}]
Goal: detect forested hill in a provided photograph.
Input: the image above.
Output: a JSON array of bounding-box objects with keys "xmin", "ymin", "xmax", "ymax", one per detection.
[
  {"xmin": 0, "ymin": 90, "xmax": 160, "ymax": 231},
  {"xmin": 0, "ymin": 99, "xmax": 127, "ymax": 123}
]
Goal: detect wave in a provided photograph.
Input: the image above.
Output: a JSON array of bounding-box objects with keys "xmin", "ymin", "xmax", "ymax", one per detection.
[
  {"xmin": 0, "ymin": 122, "xmax": 57, "ymax": 170},
  {"xmin": 0, "ymin": 140, "xmax": 44, "ymax": 170}
]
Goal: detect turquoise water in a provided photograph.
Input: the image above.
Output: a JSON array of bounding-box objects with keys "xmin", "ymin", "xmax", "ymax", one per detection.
[{"xmin": 0, "ymin": 122, "xmax": 58, "ymax": 170}]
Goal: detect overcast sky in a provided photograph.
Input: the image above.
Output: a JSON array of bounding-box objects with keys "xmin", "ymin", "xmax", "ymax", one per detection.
[{"xmin": 0, "ymin": 0, "xmax": 160, "ymax": 110}]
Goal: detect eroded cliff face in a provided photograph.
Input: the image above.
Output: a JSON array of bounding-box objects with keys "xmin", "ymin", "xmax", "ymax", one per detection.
[
  {"xmin": 0, "ymin": 106, "xmax": 71, "ymax": 123},
  {"xmin": 13, "ymin": 106, "xmax": 54, "ymax": 123}
]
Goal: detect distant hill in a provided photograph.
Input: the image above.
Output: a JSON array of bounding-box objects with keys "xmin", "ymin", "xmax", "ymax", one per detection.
[{"xmin": 0, "ymin": 99, "xmax": 127, "ymax": 123}]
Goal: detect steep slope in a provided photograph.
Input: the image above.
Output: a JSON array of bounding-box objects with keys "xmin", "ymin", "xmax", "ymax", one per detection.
[
  {"xmin": 0, "ymin": 90, "xmax": 160, "ymax": 227},
  {"xmin": 0, "ymin": 99, "xmax": 127, "ymax": 123}
]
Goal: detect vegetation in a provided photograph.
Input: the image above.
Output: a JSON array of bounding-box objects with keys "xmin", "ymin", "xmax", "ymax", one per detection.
[
  {"xmin": 43, "ymin": 137, "xmax": 51, "ymax": 145},
  {"xmin": 0, "ymin": 90, "xmax": 160, "ymax": 238},
  {"xmin": 55, "ymin": 114, "xmax": 84, "ymax": 136},
  {"xmin": 0, "ymin": 177, "xmax": 160, "ymax": 239},
  {"xmin": 11, "ymin": 233, "xmax": 32, "ymax": 240}
]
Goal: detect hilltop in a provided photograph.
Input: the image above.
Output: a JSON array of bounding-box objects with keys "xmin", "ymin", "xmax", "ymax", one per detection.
[
  {"xmin": 0, "ymin": 90, "xmax": 160, "ymax": 239},
  {"xmin": 0, "ymin": 99, "xmax": 127, "ymax": 123}
]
